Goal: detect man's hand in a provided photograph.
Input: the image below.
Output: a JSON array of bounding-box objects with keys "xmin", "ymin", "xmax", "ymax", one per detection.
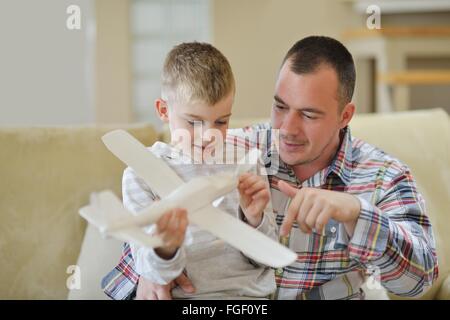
[
  {"xmin": 238, "ymin": 172, "xmax": 270, "ymax": 227},
  {"xmin": 135, "ymin": 273, "xmax": 195, "ymax": 300},
  {"xmin": 278, "ymin": 180, "xmax": 361, "ymax": 237}
]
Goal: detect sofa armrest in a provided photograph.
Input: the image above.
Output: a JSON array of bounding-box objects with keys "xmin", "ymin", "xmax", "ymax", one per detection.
[{"xmin": 436, "ymin": 273, "xmax": 450, "ymax": 300}]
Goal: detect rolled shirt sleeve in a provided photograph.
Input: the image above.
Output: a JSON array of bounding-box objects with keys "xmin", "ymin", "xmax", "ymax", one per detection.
[
  {"xmin": 123, "ymin": 166, "xmax": 188, "ymax": 285},
  {"xmin": 130, "ymin": 243, "xmax": 186, "ymax": 285},
  {"xmin": 348, "ymin": 167, "xmax": 438, "ymax": 297}
]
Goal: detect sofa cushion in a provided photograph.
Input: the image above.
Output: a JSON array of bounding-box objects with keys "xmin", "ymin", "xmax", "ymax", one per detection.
[
  {"xmin": 350, "ymin": 109, "xmax": 450, "ymax": 299},
  {"xmin": 67, "ymin": 224, "xmax": 123, "ymax": 300},
  {"xmin": 0, "ymin": 124, "xmax": 157, "ymax": 299}
]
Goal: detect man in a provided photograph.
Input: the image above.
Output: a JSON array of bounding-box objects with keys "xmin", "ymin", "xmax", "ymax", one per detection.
[{"xmin": 103, "ymin": 36, "xmax": 438, "ymax": 300}]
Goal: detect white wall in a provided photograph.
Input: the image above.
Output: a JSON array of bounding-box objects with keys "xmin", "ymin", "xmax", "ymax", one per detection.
[
  {"xmin": 95, "ymin": 0, "xmax": 133, "ymax": 125},
  {"xmin": 212, "ymin": 0, "xmax": 362, "ymax": 119},
  {"xmin": 130, "ymin": 0, "xmax": 211, "ymax": 129},
  {"xmin": 0, "ymin": 0, "xmax": 95, "ymax": 125}
]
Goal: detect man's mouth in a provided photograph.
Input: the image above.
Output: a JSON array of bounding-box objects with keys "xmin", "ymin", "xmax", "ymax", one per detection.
[{"xmin": 280, "ymin": 139, "xmax": 307, "ymax": 151}]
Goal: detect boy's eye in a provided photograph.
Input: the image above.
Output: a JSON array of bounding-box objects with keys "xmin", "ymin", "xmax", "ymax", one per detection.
[
  {"xmin": 215, "ymin": 121, "xmax": 228, "ymax": 126},
  {"xmin": 187, "ymin": 120, "xmax": 203, "ymax": 126}
]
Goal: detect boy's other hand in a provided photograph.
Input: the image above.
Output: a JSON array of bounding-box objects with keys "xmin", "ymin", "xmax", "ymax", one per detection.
[
  {"xmin": 154, "ymin": 208, "xmax": 188, "ymax": 259},
  {"xmin": 238, "ymin": 172, "xmax": 270, "ymax": 228}
]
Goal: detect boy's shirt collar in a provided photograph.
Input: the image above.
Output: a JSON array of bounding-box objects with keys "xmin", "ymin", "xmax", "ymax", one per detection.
[
  {"xmin": 150, "ymin": 140, "xmax": 259, "ymax": 167},
  {"xmin": 149, "ymin": 141, "xmax": 193, "ymax": 164}
]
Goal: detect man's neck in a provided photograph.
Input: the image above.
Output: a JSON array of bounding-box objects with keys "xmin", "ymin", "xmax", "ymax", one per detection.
[
  {"xmin": 291, "ymin": 132, "xmax": 343, "ymax": 183},
  {"xmin": 291, "ymin": 155, "xmax": 335, "ymax": 183}
]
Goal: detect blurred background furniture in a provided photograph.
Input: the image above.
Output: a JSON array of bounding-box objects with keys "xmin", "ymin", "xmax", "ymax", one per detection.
[
  {"xmin": 343, "ymin": 0, "xmax": 450, "ymax": 114},
  {"xmin": 344, "ymin": 26, "xmax": 450, "ymax": 113}
]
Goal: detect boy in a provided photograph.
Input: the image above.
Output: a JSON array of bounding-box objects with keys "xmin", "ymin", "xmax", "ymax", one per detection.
[{"xmin": 102, "ymin": 42, "xmax": 277, "ymax": 299}]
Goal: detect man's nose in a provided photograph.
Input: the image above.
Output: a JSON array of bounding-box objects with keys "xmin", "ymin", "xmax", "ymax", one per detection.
[{"xmin": 280, "ymin": 111, "xmax": 301, "ymax": 136}]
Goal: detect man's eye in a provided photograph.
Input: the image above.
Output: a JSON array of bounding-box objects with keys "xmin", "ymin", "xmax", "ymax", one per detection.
[
  {"xmin": 274, "ymin": 104, "xmax": 286, "ymax": 110},
  {"xmin": 303, "ymin": 114, "xmax": 317, "ymax": 120},
  {"xmin": 215, "ymin": 121, "xmax": 228, "ymax": 126}
]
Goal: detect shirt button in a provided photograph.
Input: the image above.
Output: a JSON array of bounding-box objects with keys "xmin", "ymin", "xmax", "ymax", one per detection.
[{"xmin": 330, "ymin": 226, "xmax": 337, "ymax": 233}]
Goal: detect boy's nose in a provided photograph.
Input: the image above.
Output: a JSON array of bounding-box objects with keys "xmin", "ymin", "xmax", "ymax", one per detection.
[{"xmin": 201, "ymin": 138, "xmax": 212, "ymax": 147}]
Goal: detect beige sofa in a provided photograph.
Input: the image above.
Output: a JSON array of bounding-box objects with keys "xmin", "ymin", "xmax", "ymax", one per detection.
[
  {"xmin": 0, "ymin": 124, "xmax": 158, "ymax": 299},
  {"xmin": 0, "ymin": 109, "xmax": 448, "ymax": 300}
]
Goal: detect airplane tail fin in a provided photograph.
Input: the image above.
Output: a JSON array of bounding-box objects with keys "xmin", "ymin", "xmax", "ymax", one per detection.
[
  {"xmin": 79, "ymin": 190, "xmax": 165, "ymax": 248},
  {"xmin": 79, "ymin": 190, "xmax": 130, "ymax": 234}
]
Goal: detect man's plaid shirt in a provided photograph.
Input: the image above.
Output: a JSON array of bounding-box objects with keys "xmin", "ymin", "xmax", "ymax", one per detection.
[{"xmin": 102, "ymin": 124, "xmax": 438, "ymax": 300}]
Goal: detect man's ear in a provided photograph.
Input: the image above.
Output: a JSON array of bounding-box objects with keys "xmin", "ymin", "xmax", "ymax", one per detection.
[
  {"xmin": 155, "ymin": 98, "xmax": 169, "ymax": 123},
  {"xmin": 339, "ymin": 102, "xmax": 355, "ymax": 129}
]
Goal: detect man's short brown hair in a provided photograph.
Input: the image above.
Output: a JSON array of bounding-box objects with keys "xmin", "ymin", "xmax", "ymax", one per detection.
[
  {"xmin": 161, "ymin": 42, "xmax": 235, "ymax": 106},
  {"xmin": 282, "ymin": 36, "xmax": 356, "ymax": 109}
]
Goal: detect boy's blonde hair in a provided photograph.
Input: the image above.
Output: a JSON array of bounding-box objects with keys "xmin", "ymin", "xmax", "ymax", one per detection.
[{"xmin": 161, "ymin": 42, "xmax": 235, "ymax": 106}]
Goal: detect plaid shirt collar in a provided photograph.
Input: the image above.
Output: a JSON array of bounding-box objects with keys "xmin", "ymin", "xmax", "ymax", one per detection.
[
  {"xmin": 326, "ymin": 126, "xmax": 353, "ymax": 186},
  {"xmin": 269, "ymin": 126, "xmax": 353, "ymax": 186}
]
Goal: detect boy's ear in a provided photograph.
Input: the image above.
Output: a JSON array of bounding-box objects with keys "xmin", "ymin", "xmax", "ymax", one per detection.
[{"xmin": 155, "ymin": 98, "xmax": 169, "ymax": 123}]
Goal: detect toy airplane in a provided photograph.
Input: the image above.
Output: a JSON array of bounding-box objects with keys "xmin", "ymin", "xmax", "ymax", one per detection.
[{"xmin": 79, "ymin": 129, "xmax": 297, "ymax": 268}]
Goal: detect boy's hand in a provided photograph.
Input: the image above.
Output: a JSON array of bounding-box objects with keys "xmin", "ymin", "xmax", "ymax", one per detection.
[
  {"xmin": 154, "ymin": 208, "xmax": 188, "ymax": 260},
  {"xmin": 238, "ymin": 172, "xmax": 270, "ymax": 228}
]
